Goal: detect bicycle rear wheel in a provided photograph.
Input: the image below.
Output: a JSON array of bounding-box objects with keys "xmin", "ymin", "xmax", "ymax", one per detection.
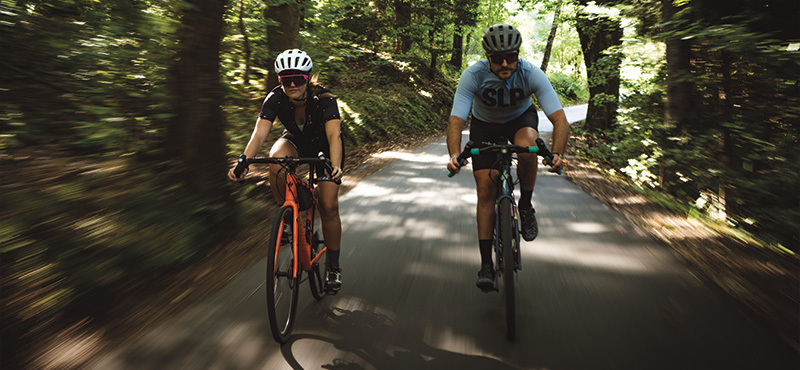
[
  {"xmin": 499, "ymin": 197, "xmax": 516, "ymax": 340},
  {"xmin": 267, "ymin": 205, "xmax": 300, "ymax": 343}
]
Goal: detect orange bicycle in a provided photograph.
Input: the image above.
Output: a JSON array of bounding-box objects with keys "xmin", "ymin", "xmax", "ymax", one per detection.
[{"xmin": 233, "ymin": 152, "xmax": 339, "ymax": 343}]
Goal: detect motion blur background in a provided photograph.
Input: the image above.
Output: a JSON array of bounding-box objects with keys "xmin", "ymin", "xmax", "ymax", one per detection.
[{"xmin": 2, "ymin": 0, "xmax": 797, "ymax": 368}]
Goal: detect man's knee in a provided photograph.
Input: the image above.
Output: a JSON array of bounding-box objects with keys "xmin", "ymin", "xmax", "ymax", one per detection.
[{"xmin": 514, "ymin": 127, "xmax": 539, "ymax": 147}]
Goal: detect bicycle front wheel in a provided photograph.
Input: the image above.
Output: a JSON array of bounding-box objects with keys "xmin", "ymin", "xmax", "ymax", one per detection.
[
  {"xmin": 267, "ymin": 205, "xmax": 300, "ymax": 343},
  {"xmin": 308, "ymin": 228, "xmax": 326, "ymax": 301},
  {"xmin": 499, "ymin": 197, "xmax": 516, "ymax": 340}
]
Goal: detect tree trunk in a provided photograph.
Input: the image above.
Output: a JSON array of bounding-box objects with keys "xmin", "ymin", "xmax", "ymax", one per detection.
[
  {"xmin": 394, "ymin": 0, "xmax": 412, "ymax": 53},
  {"xmin": 541, "ymin": 2, "xmax": 562, "ymax": 73},
  {"xmin": 575, "ymin": 8, "xmax": 622, "ymax": 132},
  {"xmin": 265, "ymin": 3, "xmax": 301, "ymax": 90},
  {"xmin": 238, "ymin": 0, "xmax": 252, "ymax": 86},
  {"xmin": 450, "ymin": 27, "xmax": 464, "ymax": 69},
  {"xmin": 661, "ymin": 0, "xmax": 692, "ymax": 129},
  {"xmin": 719, "ymin": 50, "xmax": 739, "ymax": 217},
  {"xmin": 166, "ymin": 0, "xmax": 231, "ymax": 220}
]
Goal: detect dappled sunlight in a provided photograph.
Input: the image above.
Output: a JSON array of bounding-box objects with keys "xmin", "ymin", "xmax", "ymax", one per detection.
[
  {"xmin": 530, "ymin": 240, "xmax": 664, "ymax": 274},
  {"xmin": 328, "ymin": 295, "xmax": 398, "ymax": 324},
  {"xmin": 341, "ymin": 209, "xmax": 405, "ymax": 228},
  {"xmin": 436, "ymin": 247, "xmax": 480, "ymax": 265},
  {"xmin": 216, "ymin": 322, "xmax": 272, "ymax": 368},
  {"xmin": 566, "ymin": 221, "xmax": 610, "ymax": 234},
  {"xmin": 409, "ymin": 177, "xmax": 437, "ymax": 184},
  {"xmin": 403, "ymin": 261, "xmax": 459, "ymax": 281},
  {"xmin": 33, "ymin": 326, "xmax": 103, "ymax": 370},
  {"xmin": 610, "ymin": 195, "xmax": 648, "ymax": 205},
  {"xmin": 372, "ymin": 151, "xmax": 449, "ymax": 164},
  {"xmin": 423, "ymin": 326, "xmax": 482, "ymax": 360},
  {"xmin": 460, "ymin": 192, "xmax": 478, "ymax": 205},
  {"xmin": 349, "ymin": 181, "xmax": 393, "ymax": 198}
]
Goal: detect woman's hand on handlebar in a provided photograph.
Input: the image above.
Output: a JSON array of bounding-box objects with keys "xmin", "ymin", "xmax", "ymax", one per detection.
[
  {"xmin": 228, "ymin": 165, "xmax": 247, "ymax": 182},
  {"xmin": 329, "ymin": 166, "xmax": 343, "ymax": 181}
]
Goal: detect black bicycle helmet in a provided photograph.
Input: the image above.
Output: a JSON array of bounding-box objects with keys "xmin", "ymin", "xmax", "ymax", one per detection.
[{"xmin": 482, "ymin": 23, "xmax": 522, "ymax": 53}]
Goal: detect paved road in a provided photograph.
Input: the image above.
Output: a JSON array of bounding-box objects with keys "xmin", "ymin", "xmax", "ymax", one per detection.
[{"xmin": 86, "ymin": 105, "xmax": 797, "ymax": 369}]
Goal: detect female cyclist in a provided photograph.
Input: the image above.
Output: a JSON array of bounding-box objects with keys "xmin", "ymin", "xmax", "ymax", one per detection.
[{"xmin": 228, "ymin": 49, "xmax": 345, "ymax": 293}]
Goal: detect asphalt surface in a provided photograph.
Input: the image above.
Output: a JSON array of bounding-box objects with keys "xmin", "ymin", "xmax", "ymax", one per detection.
[{"xmin": 86, "ymin": 105, "xmax": 798, "ymax": 369}]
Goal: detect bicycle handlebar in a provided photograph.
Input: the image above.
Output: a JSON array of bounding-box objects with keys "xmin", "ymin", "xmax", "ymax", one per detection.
[
  {"xmin": 534, "ymin": 138, "xmax": 563, "ymax": 175},
  {"xmin": 447, "ymin": 139, "xmax": 562, "ymax": 176},
  {"xmin": 233, "ymin": 152, "xmax": 341, "ymax": 184}
]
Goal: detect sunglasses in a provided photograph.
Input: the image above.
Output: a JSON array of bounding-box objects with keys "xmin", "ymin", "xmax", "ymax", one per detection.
[
  {"xmin": 278, "ymin": 74, "xmax": 309, "ymax": 87},
  {"xmin": 488, "ymin": 52, "xmax": 519, "ymax": 65}
]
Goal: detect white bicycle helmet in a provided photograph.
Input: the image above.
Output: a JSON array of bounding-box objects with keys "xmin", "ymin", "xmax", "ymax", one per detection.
[
  {"xmin": 274, "ymin": 49, "xmax": 313, "ymax": 74},
  {"xmin": 482, "ymin": 23, "xmax": 522, "ymax": 53}
]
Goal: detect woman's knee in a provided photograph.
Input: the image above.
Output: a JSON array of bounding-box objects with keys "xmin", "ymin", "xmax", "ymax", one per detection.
[
  {"xmin": 317, "ymin": 183, "xmax": 340, "ymax": 218},
  {"xmin": 319, "ymin": 200, "xmax": 340, "ymax": 220},
  {"xmin": 269, "ymin": 139, "xmax": 297, "ymax": 157}
]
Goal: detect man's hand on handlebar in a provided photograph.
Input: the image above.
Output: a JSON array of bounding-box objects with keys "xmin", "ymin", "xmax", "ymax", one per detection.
[
  {"xmin": 447, "ymin": 154, "xmax": 465, "ymax": 175},
  {"xmin": 545, "ymin": 154, "xmax": 564, "ymax": 173}
]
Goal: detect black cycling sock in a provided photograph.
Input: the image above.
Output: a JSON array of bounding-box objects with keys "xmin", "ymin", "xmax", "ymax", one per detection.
[
  {"xmin": 519, "ymin": 189, "xmax": 533, "ymax": 207},
  {"xmin": 326, "ymin": 249, "xmax": 340, "ymax": 269},
  {"xmin": 479, "ymin": 239, "xmax": 493, "ymax": 266}
]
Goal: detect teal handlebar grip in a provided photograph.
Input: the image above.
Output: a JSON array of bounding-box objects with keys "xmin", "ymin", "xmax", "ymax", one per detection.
[
  {"xmin": 447, "ymin": 158, "xmax": 468, "ymax": 177},
  {"xmin": 470, "ymin": 148, "xmax": 480, "ymax": 156},
  {"xmin": 528, "ymin": 146, "xmax": 539, "ymax": 153},
  {"xmin": 543, "ymin": 156, "xmax": 563, "ymax": 175}
]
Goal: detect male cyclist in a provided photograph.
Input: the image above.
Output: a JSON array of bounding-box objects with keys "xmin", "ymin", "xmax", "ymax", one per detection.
[
  {"xmin": 446, "ymin": 23, "xmax": 570, "ymax": 291},
  {"xmin": 229, "ymin": 49, "xmax": 345, "ymax": 293}
]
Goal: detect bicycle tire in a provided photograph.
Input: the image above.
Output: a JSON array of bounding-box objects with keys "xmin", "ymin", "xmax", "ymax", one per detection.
[
  {"xmin": 266, "ymin": 205, "xmax": 300, "ymax": 343},
  {"xmin": 499, "ymin": 197, "xmax": 516, "ymax": 340}
]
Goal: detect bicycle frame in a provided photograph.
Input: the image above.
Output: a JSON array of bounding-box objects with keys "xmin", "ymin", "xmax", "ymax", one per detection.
[
  {"xmin": 234, "ymin": 154, "xmax": 338, "ymax": 280},
  {"xmin": 278, "ymin": 168, "xmax": 326, "ymax": 280}
]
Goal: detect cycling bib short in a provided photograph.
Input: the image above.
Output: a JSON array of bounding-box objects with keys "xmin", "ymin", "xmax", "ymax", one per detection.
[{"xmin": 469, "ymin": 105, "xmax": 538, "ymax": 171}]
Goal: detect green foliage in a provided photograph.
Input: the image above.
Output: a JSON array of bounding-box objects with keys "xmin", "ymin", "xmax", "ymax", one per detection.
[
  {"xmin": 548, "ymin": 70, "xmax": 589, "ymax": 105},
  {"xmin": 1, "ymin": 0, "xmax": 176, "ymax": 155},
  {"xmin": 577, "ymin": 1, "xmax": 800, "ymax": 251}
]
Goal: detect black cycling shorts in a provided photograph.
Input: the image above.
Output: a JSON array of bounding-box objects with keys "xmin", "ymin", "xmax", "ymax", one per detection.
[
  {"xmin": 279, "ymin": 131, "xmax": 345, "ymax": 181},
  {"xmin": 469, "ymin": 105, "xmax": 539, "ymax": 171}
]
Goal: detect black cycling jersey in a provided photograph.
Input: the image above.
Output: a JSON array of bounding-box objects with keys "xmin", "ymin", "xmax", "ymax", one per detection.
[
  {"xmin": 259, "ymin": 85, "xmax": 341, "ymax": 148},
  {"xmin": 259, "ymin": 84, "xmax": 344, "ymax": 178}
]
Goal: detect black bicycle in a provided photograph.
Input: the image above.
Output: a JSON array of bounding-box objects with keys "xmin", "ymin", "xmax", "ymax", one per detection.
[{"xmin": 448, "ymin": 138, "xmax": 560, "ymax": 339}]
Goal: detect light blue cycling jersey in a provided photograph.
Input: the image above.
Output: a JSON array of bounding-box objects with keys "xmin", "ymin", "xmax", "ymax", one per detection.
[{"xmin": 450, "ymin": 58, "xmax": 563, "ymax": 124}]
